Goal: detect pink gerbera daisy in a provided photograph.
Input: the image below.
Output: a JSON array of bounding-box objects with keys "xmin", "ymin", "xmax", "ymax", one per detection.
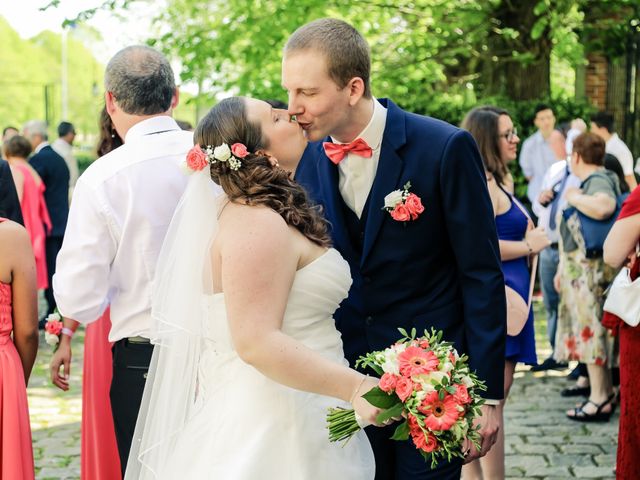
[
  {"xmin": 398, "ymin": 346, "xmax": 439, "ymax": 377},
  {"xmin": 419, "ymin": 391, "xmax": 460, "ymax": 431}
]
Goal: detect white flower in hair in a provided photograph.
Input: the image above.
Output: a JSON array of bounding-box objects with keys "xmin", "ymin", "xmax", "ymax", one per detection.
[{"xmin": 213, "ymin": 143, "xmax": 232, "ymax": 162}]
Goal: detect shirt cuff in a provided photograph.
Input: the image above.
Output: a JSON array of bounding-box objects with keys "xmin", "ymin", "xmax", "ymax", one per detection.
[{"xmin": 483, "ymin": 399, "xmax": 501, "ymax": 406}]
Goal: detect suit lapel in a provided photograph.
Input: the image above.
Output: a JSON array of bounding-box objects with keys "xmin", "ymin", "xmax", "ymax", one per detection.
[
  {"xmin": 361, "ymin": 99, "xmax": 407, "ymax": 264},
  {"xmin": 317, "ymin": 146, "xmax": 352, "ymax": 256}
]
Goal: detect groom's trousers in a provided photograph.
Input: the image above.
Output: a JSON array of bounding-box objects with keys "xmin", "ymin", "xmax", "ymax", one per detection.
[
  {"xmin": 110, "ymin": 338, "xmax": 154, "ymax": 476},
  {"xmin": 366, "ymin": 424, "xmax": 463, "ymax": 479}
]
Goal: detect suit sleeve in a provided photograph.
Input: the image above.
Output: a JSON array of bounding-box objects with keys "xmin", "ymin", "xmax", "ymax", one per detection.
[{"xmin": 439, "ymin": 130, "xmax": 506, "ymax": 400}]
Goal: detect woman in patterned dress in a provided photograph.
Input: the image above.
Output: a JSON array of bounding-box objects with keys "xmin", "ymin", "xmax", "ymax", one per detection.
[{"xmin": 554, "ymin": 132, "xmax": 618, "ymax": 421}]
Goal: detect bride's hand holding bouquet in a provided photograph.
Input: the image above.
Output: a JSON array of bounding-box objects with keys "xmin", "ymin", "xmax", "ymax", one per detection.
[{"xmin": 328, "ymin": 328, "xmax": 487, "ymax": 468}]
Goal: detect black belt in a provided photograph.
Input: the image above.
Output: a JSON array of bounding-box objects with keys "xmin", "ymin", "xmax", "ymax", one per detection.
[{"xmin": 117, "ymin": 336, "xmax": 151, "ymax": 345}]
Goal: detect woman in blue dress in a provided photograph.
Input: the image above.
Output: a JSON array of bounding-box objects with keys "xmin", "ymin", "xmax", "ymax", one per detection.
[{"xmin": 461, "ymin": 106, "xmax": 550, "ymax": 480}]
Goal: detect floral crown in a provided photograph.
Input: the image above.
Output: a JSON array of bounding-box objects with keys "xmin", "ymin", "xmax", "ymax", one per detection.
[{"xmin": 184, "ymin": 142, "xmax": 249, "ymax": 173}]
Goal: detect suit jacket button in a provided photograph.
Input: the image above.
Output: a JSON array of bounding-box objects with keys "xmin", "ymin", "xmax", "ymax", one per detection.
[{"xmin": 365, "ymin": 316, "xmax": 373, "ymax": 325}]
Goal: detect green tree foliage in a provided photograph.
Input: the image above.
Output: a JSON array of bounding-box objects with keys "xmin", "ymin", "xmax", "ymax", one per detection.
[{"xmin": 0, "ymin": 16, "xmax": 104, "ymax": 137}]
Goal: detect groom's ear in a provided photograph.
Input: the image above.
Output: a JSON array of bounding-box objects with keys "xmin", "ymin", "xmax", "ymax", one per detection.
[{"xmin": 346, "ymin": 77, "xmax": 366, "ymax": 107}]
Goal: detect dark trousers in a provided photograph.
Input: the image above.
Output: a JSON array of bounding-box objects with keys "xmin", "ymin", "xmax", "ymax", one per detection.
[
  {"xmin": 366, "ymin": 424, "xmax": 462, "ymax": 479},
  {"xmin": 44, "ymin": 235, "xmax": 64, "ymax": 315},
  {"xmin": 110, "ymin": 339, "xmax": 154, "ymax": 477}
]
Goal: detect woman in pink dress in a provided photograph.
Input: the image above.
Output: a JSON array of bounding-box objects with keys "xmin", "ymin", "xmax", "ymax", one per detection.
[
  {"xmin": 0, "ymin": 217, "xmax": 39, "ymax": 479},
  {"xmin": 3, "ymin": 135, "xmax": 52, "ymax": 289},
  {"xmin": 49, "ymin": 108, "xmax": 123, "ymax": 479}
]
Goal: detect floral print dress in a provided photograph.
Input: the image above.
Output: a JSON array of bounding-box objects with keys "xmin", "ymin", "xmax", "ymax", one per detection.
[{"xmin": 554, "ymin": 170, "xmax": 618, "ymax": 366}]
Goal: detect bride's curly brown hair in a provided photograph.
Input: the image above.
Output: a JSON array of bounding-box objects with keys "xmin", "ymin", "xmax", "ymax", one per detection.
[{"xmin": 194, "ymin": 97, "xmax": 331, "ymax": 247}]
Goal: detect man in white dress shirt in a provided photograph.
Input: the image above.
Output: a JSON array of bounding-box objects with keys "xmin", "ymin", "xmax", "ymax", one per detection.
[
  {"xmin": 52, "ymin": 45, "xmax": 193, "ymax": 474},
  {"xmin": 590, "ymin": 111, "xmax": 637, "ymax": 189}
]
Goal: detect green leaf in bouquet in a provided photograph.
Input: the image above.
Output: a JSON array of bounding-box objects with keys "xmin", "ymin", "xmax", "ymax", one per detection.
[
  {"xmin": 355, "ymin": 356, "xmax": 385, "ymax": 376},
  {"xmin": 390, "ymin": 420, "xmax": 410, "ymax": 441},
  {"xmin": 398, "ymin": 327, "xmax": 409, "ymax": 338},
  {"xmin": 362, "ymin": 386, "xmax": 401, "ymax": 409},
  {"xmin": 376, "ymin": 402, "xmax": 404, "ymax": 424}
]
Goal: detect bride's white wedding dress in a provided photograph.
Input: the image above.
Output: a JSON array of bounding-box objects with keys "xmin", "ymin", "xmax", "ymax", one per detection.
[
  {"xmin": 126, "ymin": 171, "xmax": 374, "ymax": 479},
  {"xmin": 165, "ymin": 249, "xmax": 374, "ymax": 479}
]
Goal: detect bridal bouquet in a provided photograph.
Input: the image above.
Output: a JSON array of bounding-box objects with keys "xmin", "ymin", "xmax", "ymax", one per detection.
[{"xmin": 327, "ymin": 328, "xmax": 486, "ymax": 467}]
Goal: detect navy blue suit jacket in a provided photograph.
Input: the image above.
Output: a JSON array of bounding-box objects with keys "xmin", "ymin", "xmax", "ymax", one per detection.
[
  {"xmin": 30, "ymin": 145, "xmax": 69, "ymax": 237},
  {"xmin": 0, "ymin": 159, "xmax": 24, "ymax": 225},
  {"xmin": 296, "ymin": 99, "xmax": 506, "ymax": 400}
]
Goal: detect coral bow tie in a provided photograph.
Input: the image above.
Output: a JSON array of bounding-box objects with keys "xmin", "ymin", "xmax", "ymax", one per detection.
[{"xmin": 322, "ymin": 138, "xmax": 373, "ymax": 164}]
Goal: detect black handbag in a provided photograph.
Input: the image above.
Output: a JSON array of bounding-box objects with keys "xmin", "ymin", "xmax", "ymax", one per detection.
[{"xmin": 562, "ymin": 172, "xmax": 627, "ymax": 258}]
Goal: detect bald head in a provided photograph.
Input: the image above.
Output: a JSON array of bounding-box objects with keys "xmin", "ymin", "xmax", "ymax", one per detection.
[{"xmin": 104, "ymin": 45, "xmax": 176, "ymax": 115}]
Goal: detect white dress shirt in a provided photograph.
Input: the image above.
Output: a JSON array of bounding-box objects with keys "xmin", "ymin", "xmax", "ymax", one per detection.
[
  {"xmin": 605, "ymin": 133, "xmax": 634, "ymax": 176},
  {"xmin": 532, "ymin": 159, "xmax": 581, "ymax": 243},
  {"xmin": 519, "ymin": 131, "xmax": 558, "ymax": 204},
  {"xmin": 336, "ymin": 99, "xmax": 387, "ymax": 218},
  {"xmin": 52, "ymin": 138, "xmax": 79, "ymax": 189},
  {"xmin": 53, "ymin": 116, "xmax": 195, "ymax": 342}
]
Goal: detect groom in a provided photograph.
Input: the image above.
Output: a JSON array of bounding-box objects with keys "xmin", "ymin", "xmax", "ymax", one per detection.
[{"xmin": 285, "ymin": 19, "xmax": 505, "ymax": 479}]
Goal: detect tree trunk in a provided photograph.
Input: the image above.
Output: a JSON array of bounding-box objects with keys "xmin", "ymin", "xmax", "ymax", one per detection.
[{"xmin": 481, "ymin": 0, "xmax": 552, "ymax": 100}]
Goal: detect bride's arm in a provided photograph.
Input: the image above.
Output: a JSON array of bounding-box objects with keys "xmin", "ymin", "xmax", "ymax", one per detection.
[{"xmin": 219, "ymin": 206, "xmax": 380, "ymax": 424}]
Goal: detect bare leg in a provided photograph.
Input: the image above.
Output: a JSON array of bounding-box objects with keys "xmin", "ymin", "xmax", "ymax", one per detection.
[{"xmin": 567, "ymin": 363, "xmax": 612, "ymax": 416}]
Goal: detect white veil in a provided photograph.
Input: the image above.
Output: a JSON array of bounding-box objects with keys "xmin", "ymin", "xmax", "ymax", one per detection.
[{"xmin": 125, "ymin": 168, "xmax": 220, "ymax": 479}]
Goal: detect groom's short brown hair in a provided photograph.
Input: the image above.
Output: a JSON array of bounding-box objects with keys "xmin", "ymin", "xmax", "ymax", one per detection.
[{"xmin": 284, "ymin": 18, "xmax": 372, "ymax": 98}]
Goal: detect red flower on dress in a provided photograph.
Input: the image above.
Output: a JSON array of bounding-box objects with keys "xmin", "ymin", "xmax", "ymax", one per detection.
[
  {"xmin": 594, "ymin": 357, "xmax": 606, "ymax": 366},
  {"xmin": 581, "ymin": 326, "xmax": 594, "ymax": 342},
  {"xmin": 398, "ymin": 347, "xmax": 440, "ymax": 377}
]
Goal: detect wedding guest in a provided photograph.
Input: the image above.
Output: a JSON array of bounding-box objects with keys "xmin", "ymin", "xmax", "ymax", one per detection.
[
  {"xmin": 590, "ymin": 111, "xmax": 637, "ymax": 189},
  {"xmin": 0, "ymin": 159, "xmax": 24, "ymax": 224},
  {"xmin": 52, "ymin": 121, "xmax": 79, "ymax": 192},
  {"xmin": 604, "ymin": 153, "xmax": 630, "ymax": 194},
  {"xmin": 3, "ymin": 135, "xmax": 52, "ymax": 290},
  {"xmin": 554, "ymin": 132, "xmax": 618, "ymax": 421},
  {"xmin": 287, "ymin": 19, "xmax": 504, "ymax": 479},
  {"xmin": 519, "ymin": 104, "xmax": 566, "ymax": 204},
  {"xmin": 50, "ymin": 107, "xmax": 123, "ymax": 480},
  {"xmin": 52, "ymin": 45, "xmax": 193, "ymax": 474},
  {"xmin": 462, "ymin": 106, "xmax": 548, "ymax": 479},
  {"xmin": 2, "ymin": 126, "xmax": 18, "ymax": 144},
  {"xmin": 23, "ymin": 119, "xmax": 69, "ymax": 321},
  {"xmin": 603, "ymin": 187, "xmax": 640, "ymax": 479},
  {"xmin": 0, "ymin": 217, "xmax": 38, "ymax": 480}
]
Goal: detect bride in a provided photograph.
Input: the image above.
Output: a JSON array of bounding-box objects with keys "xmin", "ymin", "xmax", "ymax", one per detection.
[{"xmin": 125, "ymin": 97, "xmax": 379, "ymax": 479}]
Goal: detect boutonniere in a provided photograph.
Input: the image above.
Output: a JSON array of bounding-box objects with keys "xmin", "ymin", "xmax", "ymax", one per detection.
[{"xmin": 382, "ymin": 182, "xmax": 424, "ymax": 222}]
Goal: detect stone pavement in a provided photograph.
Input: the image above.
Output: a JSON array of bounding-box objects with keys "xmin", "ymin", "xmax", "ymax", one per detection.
[{"xmin": 26, "ymin": 299, "xmax": 618, "ymax": 479}]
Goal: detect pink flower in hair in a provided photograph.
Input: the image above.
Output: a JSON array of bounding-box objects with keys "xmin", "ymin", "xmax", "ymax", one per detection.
[
  {"xmin": 186, "ymin": 145, "xmax": 209, "ymax": 171},
  {"xmin": 231, "ymin": 143, "xmax": 249, "ymax": 158}
]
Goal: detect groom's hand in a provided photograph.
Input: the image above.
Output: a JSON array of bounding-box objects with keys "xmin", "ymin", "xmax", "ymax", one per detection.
[{"xmin": 462, "ymin": 404, "xmax": 499, "ymax": 464}]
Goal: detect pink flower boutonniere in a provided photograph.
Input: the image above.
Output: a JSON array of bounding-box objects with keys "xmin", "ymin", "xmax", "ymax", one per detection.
[{"xmin": 383, "ymin": 182, "xmax": 424, "ymax": 222}]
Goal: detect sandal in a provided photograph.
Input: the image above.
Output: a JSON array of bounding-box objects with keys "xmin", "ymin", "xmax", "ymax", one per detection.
[
  {"xmin": 560, "ymin": 385, "xmax": 591, "ymax": 397},
  {"xmin": 567, "ymin": 394, "xmax": 615, "ymax": 422}
]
